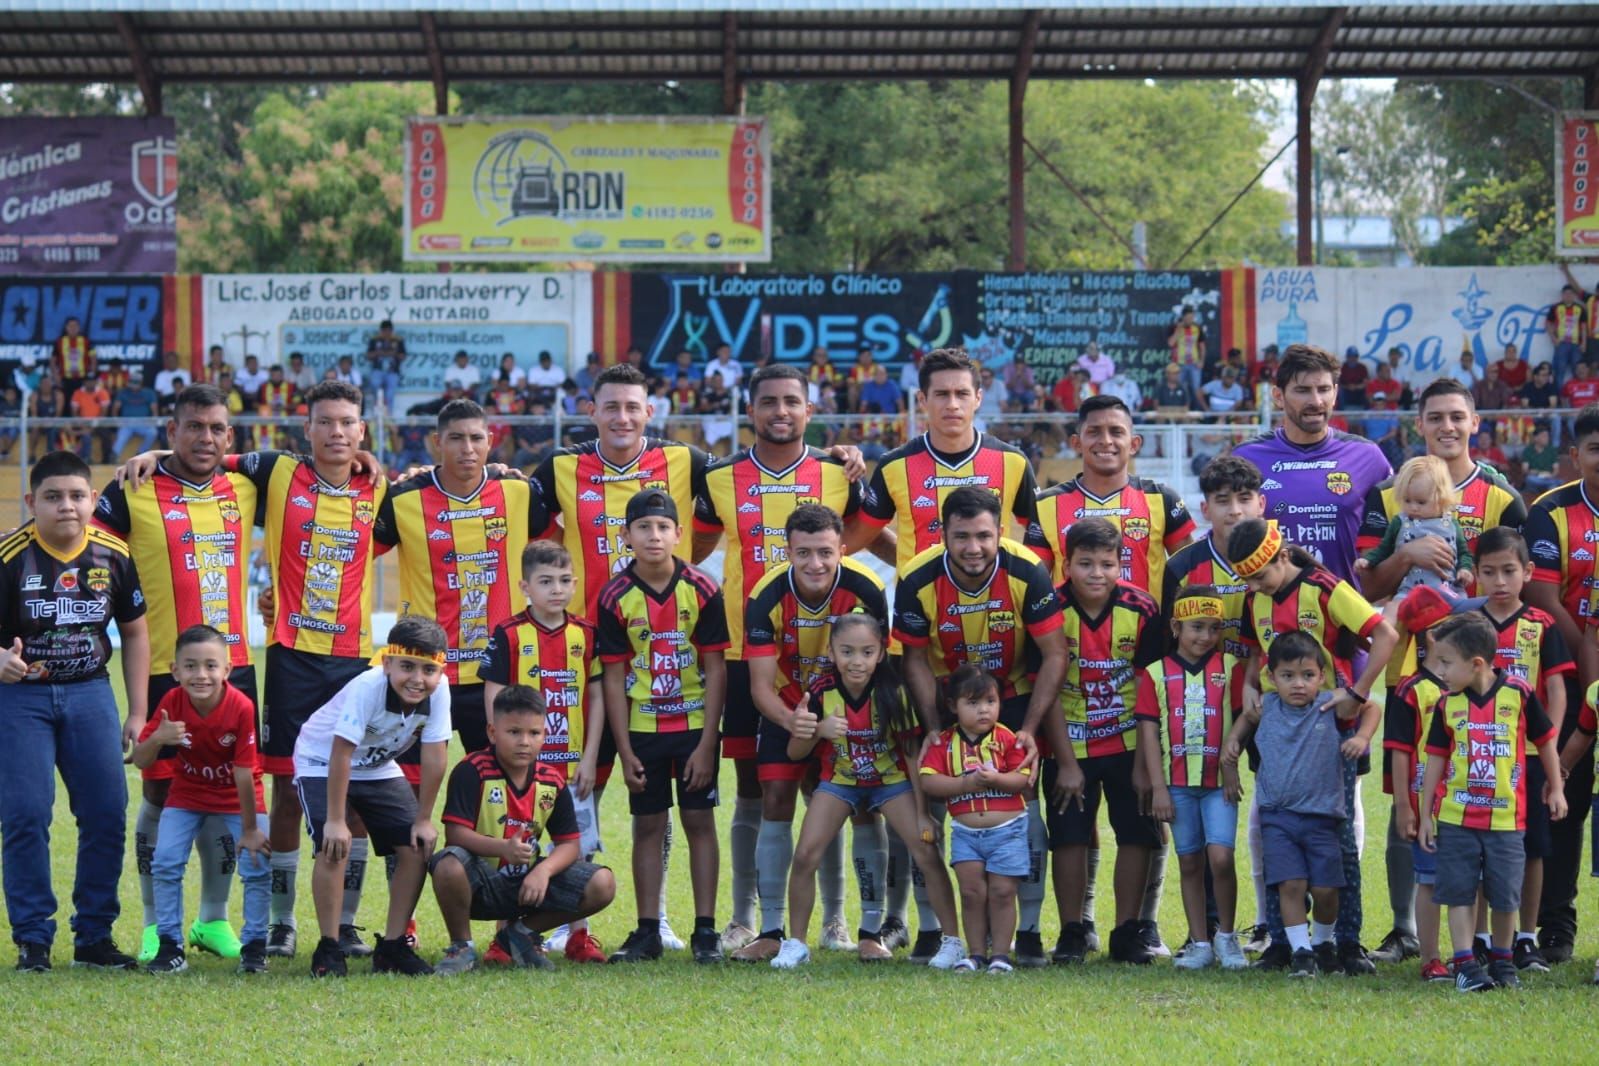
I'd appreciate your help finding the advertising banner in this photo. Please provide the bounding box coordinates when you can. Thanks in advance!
[405,115,771,264]
[199,273,591,408]
[1557,112,1599,255]
[0,117,177,274]
[0,276,165,389]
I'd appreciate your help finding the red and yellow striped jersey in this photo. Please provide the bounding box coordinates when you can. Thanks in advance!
[1163,534,1250,659]
[1357,461,1526,560]
[1478,603,1573,698]
[1550,302,1587,344]
[891,539,1062,700]
[1035,475,1194,595]
[480,610,599,775]
[1059,581,1163,759]
[229,451,385,659]
[1239,565,1381,692]
[919,723,1030,816]
[533,438,708,616]
[94,464,258,672]
[372,472,545,685]
[1170,323,1203,363]
[1525,480,1599,628]
[859,432,1044,572]
[1424,674,1553,831]
[259,381,296,414]
[807,674,912,787]
[694,446,860,658]
[1383,668,1444,807]
[596,560,729,733]
[1134,651,1240,788]
[53,334,93,378]
[743,557,887,705]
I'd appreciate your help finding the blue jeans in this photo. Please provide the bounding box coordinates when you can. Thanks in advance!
[110,425,157,460]
[371,369,401,413]
[1554,340,1584,386]
[1179,362,1202,398]
[0,679,128,947]
[152,808,270,945]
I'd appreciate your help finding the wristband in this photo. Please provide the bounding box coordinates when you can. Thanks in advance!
[1344,685,1368,704]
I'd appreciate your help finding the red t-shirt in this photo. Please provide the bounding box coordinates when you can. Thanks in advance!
[1497,359,1529,391]
[1366,378,1403,406]
[1563,378,1599,408]
[139,683,264,814]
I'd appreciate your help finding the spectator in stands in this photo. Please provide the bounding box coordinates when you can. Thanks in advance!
[669,373,698,424]
[1099,364,1143,413]
[1474,428,1509,474]
[496,352,527,389]
[214,370,245,416]
[1199,363,1246,415]
[109,367,159,460]
[203,345,228,385]
[574,352,602,397]
[1366,396,1405,468]
[27,371,63,455]
[1471,359,1513,419]
[899,351,922,399]
[364,320,406,413]
[286,351,316,393]
[527,350,566,407]
[1562,360,1599,442]
[705,343,743,395]
[973,366,1006,432]
[669,350,699,387]
[1448,348,1482,388]
[52,315,99,400]
[860,363,905,416]
[1547,284,1588,384]
[69,372,113,461]
[1337,346,1369,409]
[1153,361,1196,411]
[1166,306,1205,396]
[808,347,840,390]
[486,374,523,419]
[1075,341,1115,384]
[1254,343,1280,386]
[698,366,734,451]
[1520,361,1559,417]
[0,384,17,459]
[842,347,876,411]
[1520,423,1561,495]
[443,350,480,394]
[334,354,363,391]
[152,350,190,415]
[1366,360,1404,412]
[647,378,672,437]
[235,354,268,398]
[1495,342,1529,392]
[1004,358,1038,411]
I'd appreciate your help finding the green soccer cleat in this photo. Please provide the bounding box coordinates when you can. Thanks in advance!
[189,919,242,959]
[138,924,160,965]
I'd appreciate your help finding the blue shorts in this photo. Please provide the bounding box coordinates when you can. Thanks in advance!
[1169,786,1238,856]
[949,813,1030,877]
[1259,808,1345,890]
[813,777,913,813]
[1411,839,1437,886]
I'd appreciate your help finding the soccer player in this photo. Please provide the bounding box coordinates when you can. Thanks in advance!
[1233,344,1392,584]
[1163,455,1265,661]
[597,489,729,965]
[0,451,149,973]
[692,363,878,955]
[894,486,1067,967]
[1035,394,1195,595]
[732,503,888,962]
[96,382,261,963]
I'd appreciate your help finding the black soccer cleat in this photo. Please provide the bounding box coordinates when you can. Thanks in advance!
[1052,922,1088,965]
[266,923,297,959]
[1013,930,1048,969]
[146,937,188,975]
[15,943,50,973]
[310,936,346,978]
[607,927,664,964]
[72,939,137,971]
[371,934,433,976]
[338,923,374,958]
[690,927,725,964]
[238,938,269,975]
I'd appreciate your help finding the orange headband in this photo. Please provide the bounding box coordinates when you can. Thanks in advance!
[371,644,448,666]
[1173,595,1225,621]
[1231,520,1284,578]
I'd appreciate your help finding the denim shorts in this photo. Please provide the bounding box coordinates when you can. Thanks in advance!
[949,812,1030,877]
[1169,786,1238,856]
[1434,822,1522,911]
[1411,839,1437,885]
[813,777,913,813]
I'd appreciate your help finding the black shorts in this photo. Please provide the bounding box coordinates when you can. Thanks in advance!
[428,846,606,923]
[999,693,1031,733]
[757,716,815,783]
[397,682,488,783]
[143,665,259,783]
[721,660,758,760]
[1042,751,1160,850]
[262,645,368,777]
[628,729,719,816]
[296,775,418,856]
[1524,758,1552,860]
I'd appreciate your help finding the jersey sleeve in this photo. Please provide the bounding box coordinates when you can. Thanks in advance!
[1356,482,1391,554]
[1524,690,1556,749]
[1133,605,1164,668]
[1327,580,1382,640]
[1423,702,1453,756]
[544,786,580,843]
[226,450,285,492]
[859,579,890,632]
[371,492,400,550]
[689,446,711,500]
[1362,518,1402,566]
[1011,460,1042,530]
[692,486,723,533]
[1498,486,1528,533]
[692,589,730,653]
[841,477,862,519]
[441,761,482,829]
[742,582,781,658]
[891,577,932,647]
[1383,685,1418,753]
[918,734,949,776]
[596,596,631,663]
[1579,684,1598,735]
[1133,668,1161,723]
[112,551,146,625]
[1003,731,1032,778]
[1019,561,1062,636]
[1524,506,1563,585]
[93,478,131,536]
[1159,485,1195,547]
[1542,622,1576,679]
[479,625,513,686]
[859,464,895,527]
[532,455,561,516]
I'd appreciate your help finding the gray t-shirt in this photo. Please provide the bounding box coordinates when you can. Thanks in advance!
[1255,690,1346,819]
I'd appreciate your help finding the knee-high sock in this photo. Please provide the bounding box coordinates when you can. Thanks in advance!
[886,831,910,923]
[1386,817,1417,936]
[136,800,162,927]
[1083,847,1100,927]
[853,818,888,936]
[1019,799,1047,934]
[1141,845,1167,924]
[755,818,794,935]
[1249,791,1269,929]
[341,837,368,927]
[819,829,847,927]
[730,796,761,931]
[196,814,238,924]
[659,816,674,919]
[911,804,943,932]
[269,850,299,928]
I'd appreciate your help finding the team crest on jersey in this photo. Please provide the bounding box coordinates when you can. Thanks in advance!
[354,500,375,526]
[54,568,79,593]
[989,611,1016,634]
[679,607,693,624]
[484,516,508,542]
[1117,634,1137,657]
[645,479,669,493]
[797,496,820,507]
[1326,472,1352,496]
[85,567,111,594]
[1298,610,1321,630]
[1210,672,1227,688]
[1122,517,1151,542]
[538,790,557,812]
[219,500,242,525]
[219,732,236,747]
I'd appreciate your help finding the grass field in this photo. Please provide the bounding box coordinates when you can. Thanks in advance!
[5,658,1599,1064]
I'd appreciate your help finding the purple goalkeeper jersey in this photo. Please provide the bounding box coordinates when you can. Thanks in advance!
[1232,428,1391,587]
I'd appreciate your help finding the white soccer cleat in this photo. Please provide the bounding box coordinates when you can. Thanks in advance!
[1214,932,1247,971]
[1174,941,1215,970]
[820,917,856,952]
[771,938,811,970]
[927,935,966,971]
[543,924,571,953]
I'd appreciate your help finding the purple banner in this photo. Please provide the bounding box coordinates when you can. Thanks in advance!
[0,117,177,275]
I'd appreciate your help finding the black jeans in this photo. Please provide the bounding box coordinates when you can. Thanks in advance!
[1539,675,1593,943]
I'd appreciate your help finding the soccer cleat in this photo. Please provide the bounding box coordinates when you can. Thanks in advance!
[310,936,346,978]
[1288,948,1318,978]
[1488,958,1521,989]
[927,935,966,971]
[1370,927,1420,964]
[875,916,910,952]
[1454,961,1495,992]
[494,924,546,969]
[1241,924,1271,955]
[146,937,188,975]
[1082,920,1101,954]
[188,919,241,959]
[1313,942,1341,975]
[731,933,782,963]
[657,918,686,951]
[372,934,433,976]
[1420,958,1451,982]
[1138,920,1171,958]
[15,943,50,973]
[434,941,478,976]
[690,927,725,964]
[1540,930,1575,965]
[820,917,856,952]
[138,924,160,965]
[719,921,756,954]
[987,955,1015,973]
[1472,939,1492,968]
[266,924,297,959]
[238,939,268,975]
[907,930,945,964]
[338,924,373,958]
[1214,932,1247,971]
[857,935,893,963]
[1514,938,1550,973]
[952,956,980,973]
[71,939,138,971]
[563,929,607,964]
[1338,940,1376,976]
[1174,941,1215,970]
[1052,922,1088,965]
[607,928,664,964]
[543,924,571,953]
[1108,920,1154,965]
[1013,930,1048,969]
[481,940,514,967]
[770,938,811,970]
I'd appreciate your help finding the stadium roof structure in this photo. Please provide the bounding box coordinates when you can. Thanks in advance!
[4,0,1596,265]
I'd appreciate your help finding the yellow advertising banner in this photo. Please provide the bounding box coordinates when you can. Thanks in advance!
[405,115,771,263]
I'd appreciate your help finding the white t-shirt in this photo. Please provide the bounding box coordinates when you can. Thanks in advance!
[235,366,268,394]
[444,363,480,391]
[154,368,191,397]
[705,359,743,390]
[526,363,566,389]
[293,667,452,782]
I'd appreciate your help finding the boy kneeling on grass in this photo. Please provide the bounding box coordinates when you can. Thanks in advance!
[430,685,616,974]
[292,615,452,978]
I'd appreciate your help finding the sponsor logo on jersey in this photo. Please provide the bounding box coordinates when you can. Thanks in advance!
[939,621,959,633]
[54,568,79,593]
[914,495,936,508]
[1576,548,1595,562]
[22,574,43,590]
[1260,478,1283,491]
[1298,610,1322,630]
[738,501,760,514]
[291,494,313,509]
[164,508,187,521]
[580,489,603,503]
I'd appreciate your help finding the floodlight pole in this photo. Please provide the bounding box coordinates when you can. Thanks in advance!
[1295,6,1346,266]
[1008,10,1042,271]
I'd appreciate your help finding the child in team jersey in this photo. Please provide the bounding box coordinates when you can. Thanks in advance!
[133,625,270,975]
[1137,586,1245,971]
[770,614,962,971]
[1356,455,1473,609]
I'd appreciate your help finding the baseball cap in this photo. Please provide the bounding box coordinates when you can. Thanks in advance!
[1396,585,1471,633]
[626,487,678,526]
